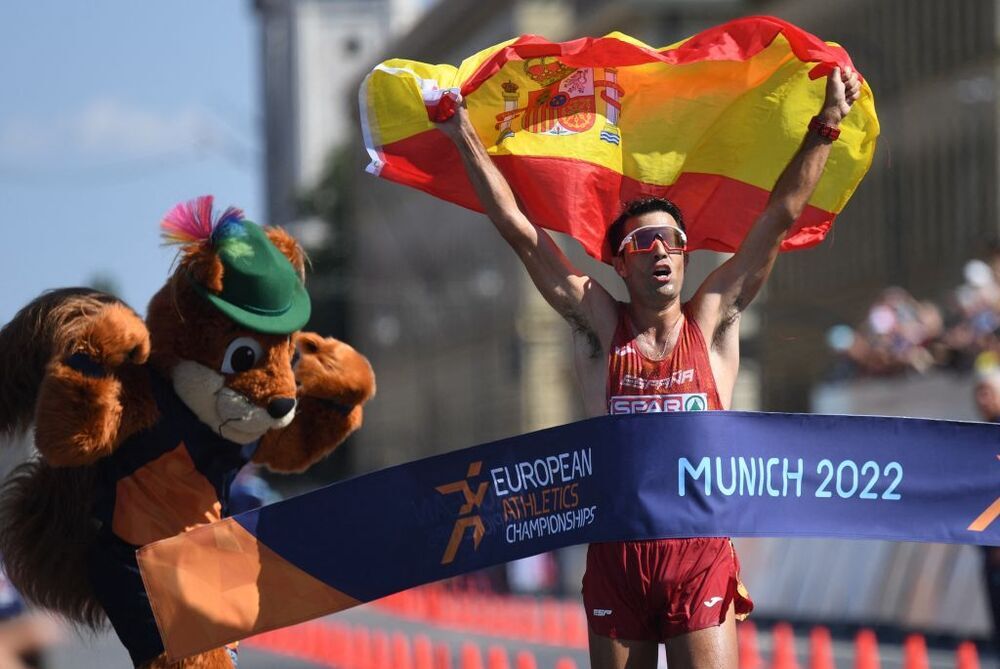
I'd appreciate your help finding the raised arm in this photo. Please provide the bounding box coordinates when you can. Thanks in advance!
[437,98,616,347]
[691,67,862,345]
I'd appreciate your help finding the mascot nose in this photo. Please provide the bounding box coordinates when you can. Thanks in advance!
[267,397,297,419]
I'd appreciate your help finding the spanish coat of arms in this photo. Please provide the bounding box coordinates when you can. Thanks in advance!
[495,57,625,145]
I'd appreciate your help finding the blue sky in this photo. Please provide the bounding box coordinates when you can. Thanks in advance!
[0,1,261,324]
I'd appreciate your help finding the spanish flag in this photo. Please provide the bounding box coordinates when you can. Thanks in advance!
[360,16,879,260]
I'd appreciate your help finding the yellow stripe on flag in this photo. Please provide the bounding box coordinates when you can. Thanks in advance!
[361,18,880,259]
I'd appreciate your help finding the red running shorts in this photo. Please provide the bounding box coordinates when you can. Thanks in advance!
[582,537,753,641]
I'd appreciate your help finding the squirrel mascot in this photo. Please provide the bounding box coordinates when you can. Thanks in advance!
[0,196,376,668]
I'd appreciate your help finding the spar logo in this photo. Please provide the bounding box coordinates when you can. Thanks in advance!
[436,461,489,564]
[685,396,707,411]
[609,393,708,414]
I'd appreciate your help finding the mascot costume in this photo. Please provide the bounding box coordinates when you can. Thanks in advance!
[0,196,376,668]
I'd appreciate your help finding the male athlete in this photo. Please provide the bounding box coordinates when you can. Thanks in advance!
[438,66,861,669]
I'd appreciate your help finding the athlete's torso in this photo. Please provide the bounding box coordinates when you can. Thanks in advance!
[605,302,722,415]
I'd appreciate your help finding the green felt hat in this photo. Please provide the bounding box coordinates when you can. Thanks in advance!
[191,220,311,334]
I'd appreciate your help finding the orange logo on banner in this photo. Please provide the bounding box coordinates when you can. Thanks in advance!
[436,461,489,564]
[967,454,1000,533]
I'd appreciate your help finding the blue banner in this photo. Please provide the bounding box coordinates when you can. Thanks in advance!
[138,412,1000,660]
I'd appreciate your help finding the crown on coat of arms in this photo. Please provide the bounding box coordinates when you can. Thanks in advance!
[524,58,575,86]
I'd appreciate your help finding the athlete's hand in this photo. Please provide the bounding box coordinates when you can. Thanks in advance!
[820,66,861,125]
[435,91,472,141]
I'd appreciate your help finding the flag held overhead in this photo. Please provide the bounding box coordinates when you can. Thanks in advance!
[360,16,879,261]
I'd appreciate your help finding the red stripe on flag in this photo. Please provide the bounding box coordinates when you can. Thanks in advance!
[460,16,856,97]
[377,130,835,262]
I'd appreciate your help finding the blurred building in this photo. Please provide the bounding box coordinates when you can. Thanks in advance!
[756,0,999,409]
[255,0,995,640]
[255,0,423,233]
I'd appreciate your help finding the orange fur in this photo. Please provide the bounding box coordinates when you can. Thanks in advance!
[0,224,375,667]
[0,288,120,436]
[0,290,157,628]
[35,367,124,465]
[75,303,150,366]
[294,333,376,406]
[265,227,307,279]
[33,303,157,465]
[219,335,297,405]
[255,400,365,473]
[254,333,375,472]
[141,648,234,669]
[176,244,224,294]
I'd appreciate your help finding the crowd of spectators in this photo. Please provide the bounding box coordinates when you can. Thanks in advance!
[828,247,1000,378]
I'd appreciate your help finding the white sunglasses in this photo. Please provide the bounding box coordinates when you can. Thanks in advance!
[617,225,687,255]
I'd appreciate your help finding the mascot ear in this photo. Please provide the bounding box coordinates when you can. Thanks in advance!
[177,246,225,293]
[160,195,234,294]
[265,227,307,280]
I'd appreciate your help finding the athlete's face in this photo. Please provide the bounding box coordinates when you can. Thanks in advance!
[613,211,686,304]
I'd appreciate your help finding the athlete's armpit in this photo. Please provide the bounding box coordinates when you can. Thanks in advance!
[567,309,603,359]
[712,303,742,350]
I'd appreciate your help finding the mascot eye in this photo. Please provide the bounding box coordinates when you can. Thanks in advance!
[221,337,264,374]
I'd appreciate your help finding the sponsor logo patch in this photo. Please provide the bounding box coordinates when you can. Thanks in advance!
[609,393,708,414]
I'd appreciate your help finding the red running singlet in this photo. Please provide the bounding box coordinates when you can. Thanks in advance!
[606,303,722,414]
[582,303,753,641]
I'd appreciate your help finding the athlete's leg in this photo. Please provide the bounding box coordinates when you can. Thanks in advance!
[588,630,659,669]
[663,603,738,669]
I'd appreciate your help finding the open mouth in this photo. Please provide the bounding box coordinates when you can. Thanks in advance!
[653,268,672,281]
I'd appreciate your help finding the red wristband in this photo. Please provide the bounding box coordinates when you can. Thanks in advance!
[809,116,841,141]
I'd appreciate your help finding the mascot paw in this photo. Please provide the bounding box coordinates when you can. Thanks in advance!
[254,333,374,473]
[294,332,375,407]
[76,303,150,368]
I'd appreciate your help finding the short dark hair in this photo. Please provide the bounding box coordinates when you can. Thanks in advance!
[606,197,686,255]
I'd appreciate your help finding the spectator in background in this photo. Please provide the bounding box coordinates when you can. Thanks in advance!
[828,287,941,376]
[0,562,59,668]
[829,254,1000,378]
[972,367,1000,651]
[0,437,60,668]
[941,261,1000,367]
[985,240,1000,287]
[506,553,560,596]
